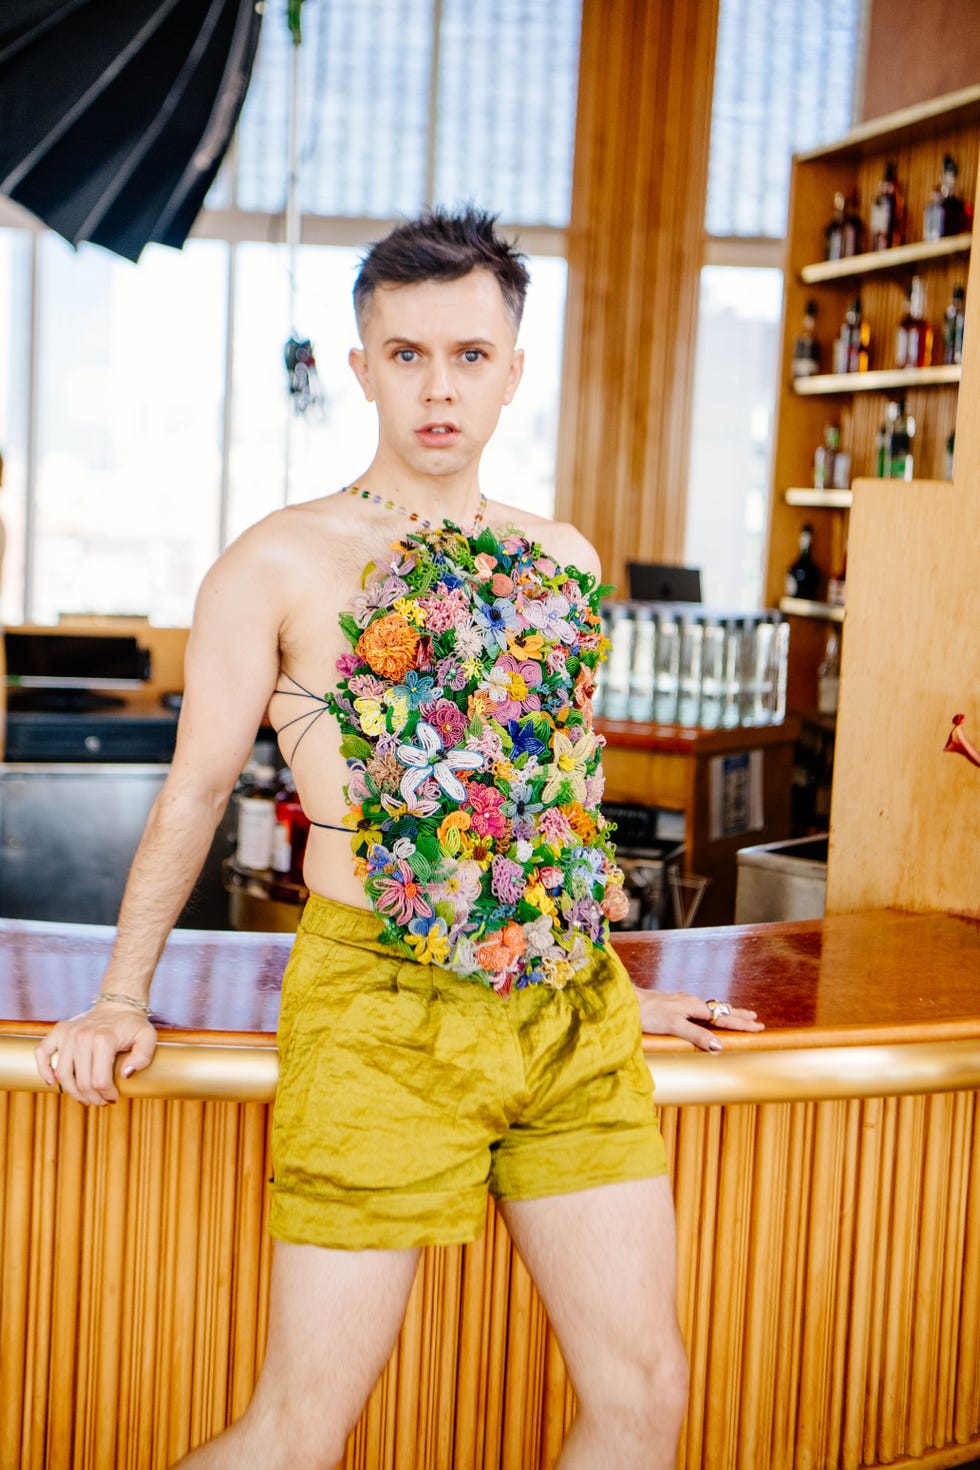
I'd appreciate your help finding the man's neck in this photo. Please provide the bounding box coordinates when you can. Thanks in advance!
[353,459,485,529]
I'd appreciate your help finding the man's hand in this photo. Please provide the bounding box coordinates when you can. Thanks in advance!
[635,989,764,1051]
[34,1003,157,1105]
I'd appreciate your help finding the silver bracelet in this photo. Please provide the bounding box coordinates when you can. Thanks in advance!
[91,991,151,1016]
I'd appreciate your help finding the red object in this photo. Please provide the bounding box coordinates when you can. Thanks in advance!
[276,793,311,876]
[943,713,980,769]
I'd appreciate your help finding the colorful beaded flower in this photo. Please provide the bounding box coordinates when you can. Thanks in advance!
[326,522,628,994]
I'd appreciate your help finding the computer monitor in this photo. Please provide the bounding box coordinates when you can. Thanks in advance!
[626,562,702,602]
[4,631,150,690]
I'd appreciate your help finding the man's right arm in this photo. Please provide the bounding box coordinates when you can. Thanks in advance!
[34,525,288,1104]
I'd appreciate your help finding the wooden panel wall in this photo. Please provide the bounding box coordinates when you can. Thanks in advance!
[554,0,719,594]
[3,1087,979,1469]
[825,164,980,915]
[863,0,980,123]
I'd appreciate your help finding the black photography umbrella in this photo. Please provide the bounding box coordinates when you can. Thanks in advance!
[0,0,264,261]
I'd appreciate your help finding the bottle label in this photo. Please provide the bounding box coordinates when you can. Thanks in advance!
[236,795,277,870]
[818,675,840,716]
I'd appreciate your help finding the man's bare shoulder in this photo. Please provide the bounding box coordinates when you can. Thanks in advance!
[486,500,602,579]
[210,493,375,582]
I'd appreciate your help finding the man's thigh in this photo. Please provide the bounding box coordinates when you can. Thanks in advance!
[498,1175,684,1397]
[250,1240,420,1428]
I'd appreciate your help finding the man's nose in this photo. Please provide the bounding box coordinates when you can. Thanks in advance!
[423,358,455,401]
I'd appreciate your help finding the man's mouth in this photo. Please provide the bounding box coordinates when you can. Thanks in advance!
[417,423,460,445]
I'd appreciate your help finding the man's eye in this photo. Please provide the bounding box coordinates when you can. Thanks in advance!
[395,349,417,363]
[462,349,484,363]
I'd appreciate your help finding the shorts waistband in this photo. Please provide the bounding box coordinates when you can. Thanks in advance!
[299,892,393,954]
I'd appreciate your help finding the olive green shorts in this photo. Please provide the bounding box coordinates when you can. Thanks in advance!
[269,894,666,1251]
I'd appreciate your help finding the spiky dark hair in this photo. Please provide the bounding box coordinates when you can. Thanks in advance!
[353,207,530,332]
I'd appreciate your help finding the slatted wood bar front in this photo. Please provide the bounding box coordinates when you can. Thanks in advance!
[1,913,979,1470]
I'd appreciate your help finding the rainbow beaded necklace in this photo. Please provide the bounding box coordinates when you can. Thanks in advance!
[341,483,487,534]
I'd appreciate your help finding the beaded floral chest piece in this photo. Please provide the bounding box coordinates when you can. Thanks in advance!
[325,521,627,994]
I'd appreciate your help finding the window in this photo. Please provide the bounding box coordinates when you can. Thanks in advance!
[32,237,227,625]
[0,231,31,623]
[686,0,864,609]
[233,0,581,224]
[0,0,582,626]
[685,268,783,608]
[706,0,864,238]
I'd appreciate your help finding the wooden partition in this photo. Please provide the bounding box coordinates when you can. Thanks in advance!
[4,911,980,1468]
[826,163,980,915]
[3,1082,979,1470]
[555,0,719,592]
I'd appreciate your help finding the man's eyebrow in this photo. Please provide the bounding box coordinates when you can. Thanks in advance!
[380,337,496,350]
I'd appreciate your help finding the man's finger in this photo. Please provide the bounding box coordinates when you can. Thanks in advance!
[121,1028,157,1079]
[34,1037,59,1087]
[88,1032,122,1102]
[677,1018,724,1053]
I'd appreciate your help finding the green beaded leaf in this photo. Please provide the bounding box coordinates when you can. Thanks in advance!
[415,830,442,865]
[339,613,361,649]
[340,734,373,761]
[407,850,433,881]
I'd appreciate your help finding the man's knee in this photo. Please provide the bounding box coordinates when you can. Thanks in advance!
[583,1331,689,1445]
[240,1383,353,1470]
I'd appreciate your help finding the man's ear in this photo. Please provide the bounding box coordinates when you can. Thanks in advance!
[349,346,374,402]
[502,347,525,406]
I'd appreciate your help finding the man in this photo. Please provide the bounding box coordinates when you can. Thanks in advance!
[35,209,761,1469]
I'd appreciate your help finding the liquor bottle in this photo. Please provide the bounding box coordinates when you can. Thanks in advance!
[791,299,821,378]
[898,277,933,368]
[834,297,869,373]
[827,546,847,607]
[817,632,841,716]
[824,191,864,260]
[785,524,821,600]
[923,155,967,241]
[943,285,966,365]
[869,160,903,250]
[276,775,311,880]
[813,425,839,490]
[881,398,915,481]
[235,763,278,871]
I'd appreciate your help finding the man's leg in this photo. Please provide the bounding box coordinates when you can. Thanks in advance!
[499,1175,688,1470]
[176,1239,420,1470]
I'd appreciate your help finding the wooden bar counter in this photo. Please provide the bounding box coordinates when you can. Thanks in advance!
[1,911,979,1470]
[596,716,801,926]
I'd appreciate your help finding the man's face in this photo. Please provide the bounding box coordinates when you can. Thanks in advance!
[349,269,524,481]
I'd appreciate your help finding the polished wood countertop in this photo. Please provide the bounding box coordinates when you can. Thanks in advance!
[1,909,978,1103]
[595,715,801,755]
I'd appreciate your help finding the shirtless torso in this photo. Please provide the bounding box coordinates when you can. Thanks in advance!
[258,493,598,909]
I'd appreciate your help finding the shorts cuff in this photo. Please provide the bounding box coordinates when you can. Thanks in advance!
[491,1122,668,1203]
[268,1182,489,1252]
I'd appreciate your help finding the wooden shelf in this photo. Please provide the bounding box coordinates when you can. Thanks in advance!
[792,364,961,395]
[785,487,854,508]
[800,233,971,284]
[768,89,975,715]
[780,597,845,623]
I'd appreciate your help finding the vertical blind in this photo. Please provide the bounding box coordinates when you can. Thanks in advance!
[706,0,861,236]
[232,0,582,224]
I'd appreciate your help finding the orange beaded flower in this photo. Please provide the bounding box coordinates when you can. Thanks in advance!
[356,612,420,681]
[474,922,527,976]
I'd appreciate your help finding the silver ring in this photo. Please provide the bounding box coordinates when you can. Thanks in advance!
[706,999,731,1023]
